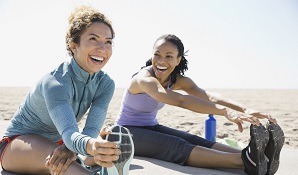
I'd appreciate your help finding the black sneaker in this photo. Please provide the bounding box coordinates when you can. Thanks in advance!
[241,124,269,175]
[265,122,284,175]
[105,125,134,175]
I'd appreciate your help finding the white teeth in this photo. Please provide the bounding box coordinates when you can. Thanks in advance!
[157,65,167,70]
[90,56,104,61]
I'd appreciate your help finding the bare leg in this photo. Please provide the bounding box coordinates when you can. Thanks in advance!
[211,142,242,153]
[186,144,243,169]
[2,135,90,175]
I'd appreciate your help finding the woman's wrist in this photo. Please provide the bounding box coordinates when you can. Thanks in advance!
[215,104,228,116]
[86,138,95,156]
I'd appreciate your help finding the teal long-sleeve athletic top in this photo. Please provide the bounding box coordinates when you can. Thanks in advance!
[5,58,115,156]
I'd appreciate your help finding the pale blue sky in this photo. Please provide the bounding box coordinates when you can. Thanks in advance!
[0,0,297,89]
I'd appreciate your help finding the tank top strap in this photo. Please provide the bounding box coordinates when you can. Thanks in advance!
[145,67,155,77]
[166,75,174,90]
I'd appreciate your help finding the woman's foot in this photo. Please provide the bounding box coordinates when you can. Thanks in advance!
[265,122,284,175]
[241,124,269,175]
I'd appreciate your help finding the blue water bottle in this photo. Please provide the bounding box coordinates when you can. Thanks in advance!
[205,114,216,141]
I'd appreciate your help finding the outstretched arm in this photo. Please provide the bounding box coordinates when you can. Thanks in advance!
[177,76,276,124]
[131,73,259,132]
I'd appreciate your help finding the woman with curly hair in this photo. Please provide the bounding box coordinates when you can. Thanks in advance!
[106,34,283,175]
[0,6,122,175]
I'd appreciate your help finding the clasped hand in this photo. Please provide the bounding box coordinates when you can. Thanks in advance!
[45,144,77,175]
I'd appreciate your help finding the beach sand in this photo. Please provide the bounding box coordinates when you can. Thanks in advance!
[0,87,298,174]
[2,87,296,148]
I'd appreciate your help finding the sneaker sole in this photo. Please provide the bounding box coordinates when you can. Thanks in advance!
[106,125,134,175]
[266,123,284,175]
[251,125,269,175]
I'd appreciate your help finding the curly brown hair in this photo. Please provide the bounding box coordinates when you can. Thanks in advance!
[66,6,115,56]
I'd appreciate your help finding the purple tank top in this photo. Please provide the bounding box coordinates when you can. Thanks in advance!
[116,68,171,126]
[115,89,165,126]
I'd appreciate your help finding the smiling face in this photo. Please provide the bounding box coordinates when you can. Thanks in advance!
[70,22,113,75]
[151,39,181,83]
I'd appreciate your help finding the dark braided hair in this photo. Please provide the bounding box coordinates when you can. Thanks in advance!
[143,34,188,86]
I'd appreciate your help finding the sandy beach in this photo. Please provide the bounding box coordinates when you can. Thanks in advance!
[0,87,298,174]
[1,87,297,148]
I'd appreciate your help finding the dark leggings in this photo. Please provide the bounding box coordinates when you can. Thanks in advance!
[124,124,216,165]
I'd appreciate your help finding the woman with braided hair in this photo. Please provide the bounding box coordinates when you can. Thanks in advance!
[108,34,283,175]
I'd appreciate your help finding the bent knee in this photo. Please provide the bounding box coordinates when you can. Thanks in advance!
[2,135,57,172]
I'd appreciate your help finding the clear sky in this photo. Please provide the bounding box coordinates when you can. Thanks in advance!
[0,0,297,89]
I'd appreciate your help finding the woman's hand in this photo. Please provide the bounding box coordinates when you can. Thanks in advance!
[224,108,261,132]
[245,108,277,124]
[87,138,121,168]
[45,144,77,175]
